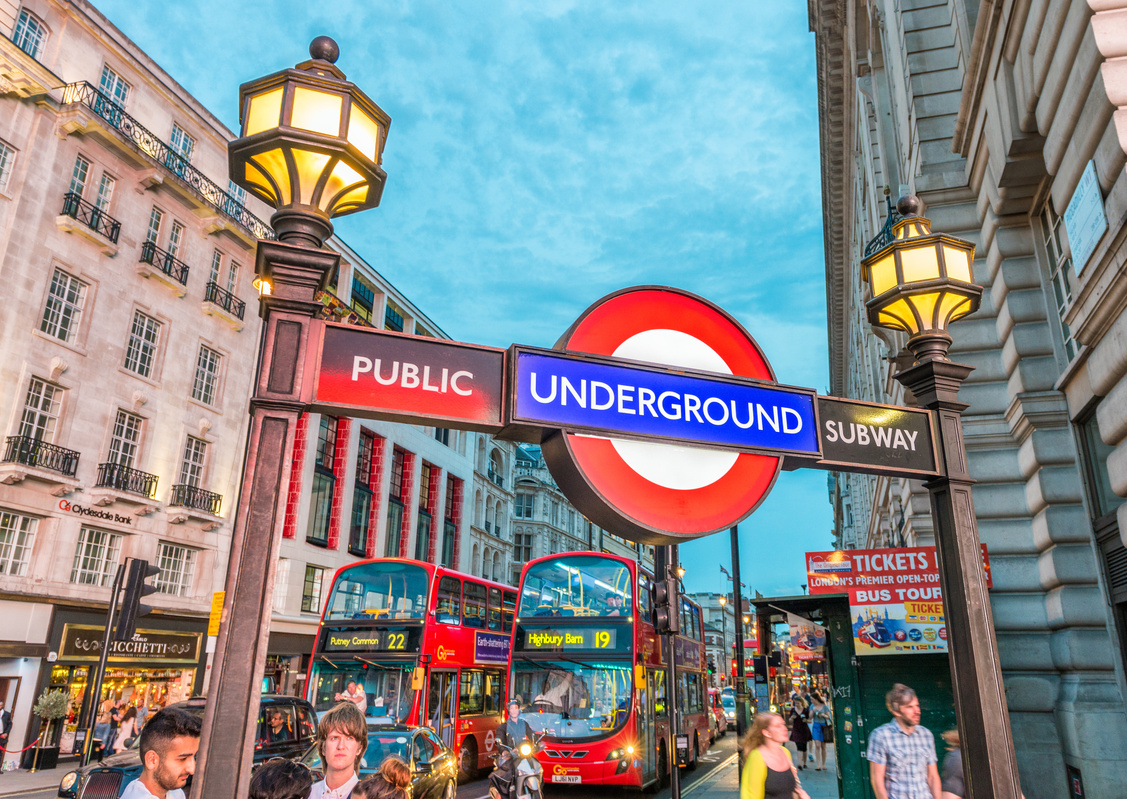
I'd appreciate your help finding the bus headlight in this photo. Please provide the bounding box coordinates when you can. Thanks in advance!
[519,743,533,757]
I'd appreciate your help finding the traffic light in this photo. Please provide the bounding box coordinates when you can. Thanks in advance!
[651,574,680,635]
[707,659,716,675]
[113,558,160,642]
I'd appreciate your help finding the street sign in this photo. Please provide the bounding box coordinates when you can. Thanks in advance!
[311,323,506,432]
[785,396,938,479]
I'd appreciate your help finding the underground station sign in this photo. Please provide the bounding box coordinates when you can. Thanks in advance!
[306,286,938,543]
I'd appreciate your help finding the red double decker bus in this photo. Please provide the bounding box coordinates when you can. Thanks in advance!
[510,552,710,790]
[307,558,517,777]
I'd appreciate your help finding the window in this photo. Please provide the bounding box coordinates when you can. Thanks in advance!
[145,207,163,243]
[487,586,503,631]
[514,494,533,519]
[98,65,129,107]
[502,590,517,631]
[302,565,325,613]
[71,527,122,586]
[0,140,15,195]
[169,123,195,161]
[19,379,61,442]
[1040,203,1077,362]
[434,427,450,446]
[514,531,532,564]
[179,437,207,488]
[463,581,486,628]
[209,250,222,284]
[225,262,239,296]
[0,511,37,576]
[349,432,376,557]
[108,410,143,467]
[225,181,247,217]
[192,345,222,405]
[442,475,459,569]
[436,576,461,624]
[69,156,90,197]
[41,268,87,342]
[13,9,47,58]
[384,448,406,557]
[94,173,114,211]
[123,311,162,377]
[351,275,375,322]
[384,300,404,332]
[167,221,185,259]
[155,542,196,596]
[458,669,484,716]
[307,417,337,546]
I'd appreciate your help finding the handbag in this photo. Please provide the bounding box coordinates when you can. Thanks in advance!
[823,723,834,744]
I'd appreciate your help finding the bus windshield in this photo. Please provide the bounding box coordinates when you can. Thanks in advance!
[511,660,631,739]
[325,561,430,621]
[310,662,415,719]
[518,556,632,618]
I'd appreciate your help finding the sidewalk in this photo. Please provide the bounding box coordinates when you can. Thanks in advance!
[685,752,840,799]
[0,764,67,797]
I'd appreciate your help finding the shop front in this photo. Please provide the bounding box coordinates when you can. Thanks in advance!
[265,632,315,697]
[44,611,205,755]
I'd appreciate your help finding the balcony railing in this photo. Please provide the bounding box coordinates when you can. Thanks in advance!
[61,192,120,243]
[96,462,159,498]
[61,82,274,241]
[169,484,222,515]
[487,469,504,488]
[2,436,80,477]
[204,281,246,320]
[139,240,190,285]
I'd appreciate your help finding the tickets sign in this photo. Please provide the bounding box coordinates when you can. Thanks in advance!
[806,547,991,656]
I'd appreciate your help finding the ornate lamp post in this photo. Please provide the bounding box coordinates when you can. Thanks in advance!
[861,195,1021,799]
[192,37,390,799]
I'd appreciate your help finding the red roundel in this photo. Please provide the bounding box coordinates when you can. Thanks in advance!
[540,286,781,544]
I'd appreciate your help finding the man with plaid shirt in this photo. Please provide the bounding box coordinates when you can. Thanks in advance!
[867,684,941,799]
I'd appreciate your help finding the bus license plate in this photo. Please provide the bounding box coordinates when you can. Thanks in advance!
[552,775,582,783]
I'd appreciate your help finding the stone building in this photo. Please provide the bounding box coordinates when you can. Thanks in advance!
[810,0,1127,794]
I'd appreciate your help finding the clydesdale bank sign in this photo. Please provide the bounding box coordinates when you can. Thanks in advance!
[307,286,940,544]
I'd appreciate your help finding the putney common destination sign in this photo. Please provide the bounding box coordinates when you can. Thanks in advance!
[304,286,938,543]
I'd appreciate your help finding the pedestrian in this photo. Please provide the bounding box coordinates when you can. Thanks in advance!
[248,758,313,799]
[939,729,962,799]
[0,700,11,754]
[94,697,115,758]
[867,684,941,799]
[788,698,812,769]
[309,702,368,799]
[739,712,810,799]
[114,706,138,753]
[119,707,200,799]
[808,691,832,771]
[353,757,411,799]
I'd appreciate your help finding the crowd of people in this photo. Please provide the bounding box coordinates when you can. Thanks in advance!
[94,698,163,755]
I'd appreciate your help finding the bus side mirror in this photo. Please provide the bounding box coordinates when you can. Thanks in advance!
[412,666,425,691]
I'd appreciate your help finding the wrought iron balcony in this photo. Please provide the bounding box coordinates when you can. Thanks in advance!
[60,192,120,243]
[61,82,274,241]
[204,281,246,320]
[96,462,159,497]
[2,436,80,477]
[169,484,222,515]
[487,469,504,488]
[139,240,190,285]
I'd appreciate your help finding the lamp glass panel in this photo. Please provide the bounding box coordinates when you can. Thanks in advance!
[243,160,278,206]
[322,159,365,212]
[346,106,382,161]
[899,244,941,284]
[244,87,284,136]
[907,290,940,332]
[291,87,344,137]
[943,245,973,282]
[879,297,918,334]
[869,255,898,296]
[250,148,293,207]
[290,149,332,205]
[939,293,973,324]
[877,310,910,332]
[332,184,369,214]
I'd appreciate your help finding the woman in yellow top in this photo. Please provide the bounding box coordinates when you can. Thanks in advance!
[740,713,811,799]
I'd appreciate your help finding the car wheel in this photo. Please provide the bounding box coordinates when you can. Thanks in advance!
[458,737,479,781]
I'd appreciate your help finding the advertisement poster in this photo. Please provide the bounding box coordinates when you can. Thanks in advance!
[805,546,991,656]
[787,612,826,661]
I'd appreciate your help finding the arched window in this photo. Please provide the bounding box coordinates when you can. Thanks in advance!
[485,500,495,532]
[495,501,505,533]
[14,9,48,59]
[492,551,502,581]
[474,489,483,527]
[471,543,480,576]
[476,437,486,472]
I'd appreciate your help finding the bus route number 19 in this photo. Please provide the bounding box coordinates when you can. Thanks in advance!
[594,630,612,648]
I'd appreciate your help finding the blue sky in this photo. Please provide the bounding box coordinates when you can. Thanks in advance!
[93,0,835,597]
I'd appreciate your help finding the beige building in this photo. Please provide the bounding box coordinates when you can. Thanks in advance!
[812,0,1127,795]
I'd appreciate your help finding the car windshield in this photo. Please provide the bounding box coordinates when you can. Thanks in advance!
[310,663,415,718]
[511,659,631,740]
[721,696,736,710]
[302,728,411,773]
[325,561,431,621]
[518,556,632,618]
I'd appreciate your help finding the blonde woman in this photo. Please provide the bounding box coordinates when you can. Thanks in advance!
[740,712,811,799]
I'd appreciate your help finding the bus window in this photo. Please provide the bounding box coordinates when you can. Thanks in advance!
[463,582,486,628]
[653,669,667,718]
[459,669,484,715]
[436,576,461,624]
[512,661,631,738]
[325,560,429,621]
[487,586,503,631]
[502,590,517,631]
[638,572,652,618]
[518,555,632,617]
[483,669,504,715]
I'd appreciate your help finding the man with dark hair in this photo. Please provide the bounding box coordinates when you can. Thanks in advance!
[248,758,313,799]
[867,684,941,799]
[310,702,368,799]
[120,707,200,799]
[497,701,532,749]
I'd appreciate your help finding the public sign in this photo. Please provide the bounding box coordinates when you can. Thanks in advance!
[311,324,506,432]
[208,591,225,637]
[60,624,202,664]
[805,547,991,656]
[511,347,819,456]
[799,396,938,478]
[473,631,511,664]
[1064,160,1108,275]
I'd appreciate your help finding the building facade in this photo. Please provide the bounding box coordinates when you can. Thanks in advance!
[0,0,273,764]
[811,1,1127,795]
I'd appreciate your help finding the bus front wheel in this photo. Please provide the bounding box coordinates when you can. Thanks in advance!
[458,738,479,781]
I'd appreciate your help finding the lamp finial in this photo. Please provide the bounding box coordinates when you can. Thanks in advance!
[896,194,922,218]
[309,36,339,64]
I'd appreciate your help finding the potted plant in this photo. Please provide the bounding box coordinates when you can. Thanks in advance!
[23,688,69,771]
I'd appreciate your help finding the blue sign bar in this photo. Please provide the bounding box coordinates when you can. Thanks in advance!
[512,349,820,456]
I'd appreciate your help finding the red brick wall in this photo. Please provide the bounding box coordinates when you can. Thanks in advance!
[281,415,309,539]
[326,417,351,549]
